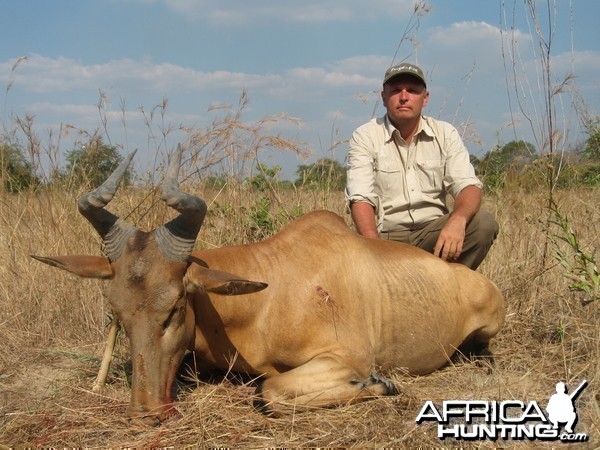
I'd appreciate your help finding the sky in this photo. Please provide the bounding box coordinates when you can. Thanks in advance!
[1,0,599,180]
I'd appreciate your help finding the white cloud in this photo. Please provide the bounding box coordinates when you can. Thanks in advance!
[429,21,502,47]
[424,21,599,100]
[553,50,600,91]
[286,67,372,88]
[426,21,510,75]
[28,102,98,115]
[328,55,390,81]
[3,54,284,95]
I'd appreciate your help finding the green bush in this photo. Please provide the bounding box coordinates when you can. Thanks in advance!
[0,142,38,193]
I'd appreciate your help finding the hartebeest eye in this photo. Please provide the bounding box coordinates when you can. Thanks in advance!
[162,304,185,331]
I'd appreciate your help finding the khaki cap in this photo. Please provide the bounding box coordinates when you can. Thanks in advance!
[383,63,426,87]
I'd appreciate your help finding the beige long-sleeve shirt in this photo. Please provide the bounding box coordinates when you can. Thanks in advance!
[345,115,482,232]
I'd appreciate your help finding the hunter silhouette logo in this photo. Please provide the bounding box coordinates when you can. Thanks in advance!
[546,380,587,434]
[416,380,589,442]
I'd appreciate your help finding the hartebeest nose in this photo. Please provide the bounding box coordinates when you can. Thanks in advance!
[129,403,179,426]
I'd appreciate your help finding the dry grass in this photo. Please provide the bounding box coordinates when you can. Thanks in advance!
[0,184,598,448]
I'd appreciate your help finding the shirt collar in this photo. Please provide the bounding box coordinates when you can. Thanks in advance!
[383,114,433,143]
[419,115,436,138]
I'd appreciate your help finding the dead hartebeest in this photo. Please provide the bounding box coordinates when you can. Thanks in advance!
[32,145,505,423]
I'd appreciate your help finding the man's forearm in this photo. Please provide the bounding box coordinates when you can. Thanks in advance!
[450,185,482,224]
[350,201,379,238]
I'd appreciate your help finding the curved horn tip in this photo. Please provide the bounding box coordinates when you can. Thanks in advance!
[123,149,138,165]
[165,145,183,182]
[107,149,137,182]
[78,149,138,211]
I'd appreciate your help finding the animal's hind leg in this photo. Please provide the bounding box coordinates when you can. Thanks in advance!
[455,336,495,370]
[254,355,397,415]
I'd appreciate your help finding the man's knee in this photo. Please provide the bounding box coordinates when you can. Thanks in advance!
[459,210,499,269]
[468,209,499,245]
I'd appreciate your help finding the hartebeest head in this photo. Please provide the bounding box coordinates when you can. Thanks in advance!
[32,145,266,424]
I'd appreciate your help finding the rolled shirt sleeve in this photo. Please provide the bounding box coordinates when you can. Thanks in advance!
[346,126,378,207]
[345,118,387,227]
[439,121,483,197]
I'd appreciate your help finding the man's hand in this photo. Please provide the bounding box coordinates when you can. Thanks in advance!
[433,185,482,262]
[434,215,466,261]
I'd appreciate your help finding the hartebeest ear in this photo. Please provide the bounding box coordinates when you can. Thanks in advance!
[208,279,269,295]
[185,265,268,296]
[31,255,114,279]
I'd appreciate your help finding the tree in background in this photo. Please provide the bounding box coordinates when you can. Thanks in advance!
[62,139,128,189]
[572,118,600,186]
[295,158,346,191]
[248,163,282,192]
[0,141,38,192]
[582,118,600,161]
[474,140,536,191]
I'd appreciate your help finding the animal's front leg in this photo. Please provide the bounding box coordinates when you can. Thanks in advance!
[254,355,398,415]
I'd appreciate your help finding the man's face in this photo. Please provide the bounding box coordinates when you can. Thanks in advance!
[381,75,429,127]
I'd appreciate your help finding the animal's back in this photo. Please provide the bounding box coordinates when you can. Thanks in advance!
[190,210,500,376]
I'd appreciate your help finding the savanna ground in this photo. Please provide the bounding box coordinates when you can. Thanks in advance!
[0,180,598,448]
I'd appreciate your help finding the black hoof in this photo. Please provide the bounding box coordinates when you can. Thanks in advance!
[370,373,399,395]
[252,381,274,415]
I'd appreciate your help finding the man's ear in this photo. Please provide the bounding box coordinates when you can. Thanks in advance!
[31,255,114,279]
[422,89,430,107]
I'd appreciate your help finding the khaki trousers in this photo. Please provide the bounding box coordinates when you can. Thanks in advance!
[380,209,499,270]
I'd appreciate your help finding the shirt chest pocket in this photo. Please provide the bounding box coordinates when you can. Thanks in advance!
[374,155,404,195]
[415,159,444,192]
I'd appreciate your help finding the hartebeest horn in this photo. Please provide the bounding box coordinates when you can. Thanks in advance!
[78,150,137,261]
[155,144,207,261]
